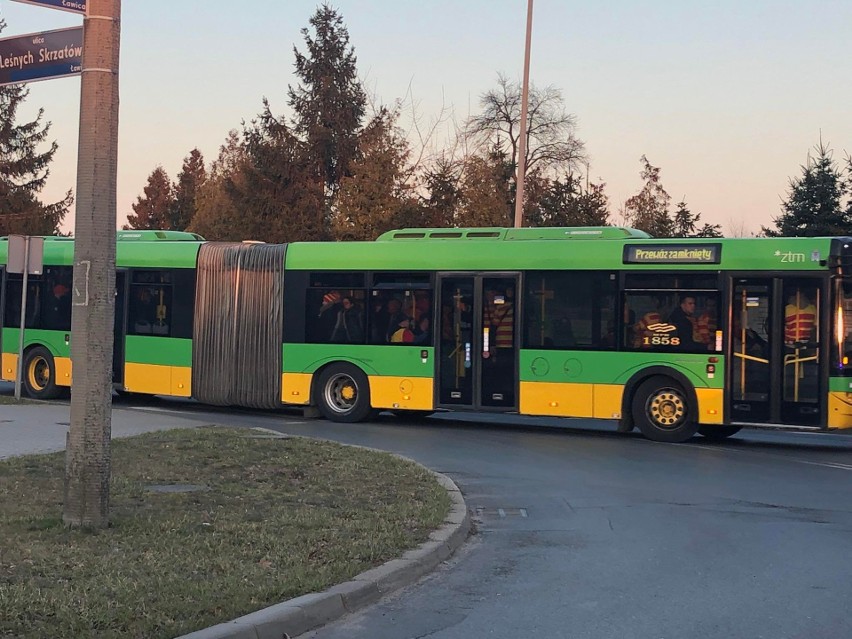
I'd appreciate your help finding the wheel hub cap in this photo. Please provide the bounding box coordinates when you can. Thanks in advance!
[649,391,685,429]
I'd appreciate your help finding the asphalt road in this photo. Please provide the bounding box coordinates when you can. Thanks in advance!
[4,385,851,639]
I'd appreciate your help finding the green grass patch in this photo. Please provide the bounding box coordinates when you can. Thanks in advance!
[0,427,452,638]
[0,395,29,405]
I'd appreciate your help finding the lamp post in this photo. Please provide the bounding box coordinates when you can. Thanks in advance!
[63,0,121,529]
[513,0,534,228]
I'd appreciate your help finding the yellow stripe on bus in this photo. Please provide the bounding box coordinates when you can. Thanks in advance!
[55,357,72,387]
[1,353,71,387]
[828,393,852,429]
[124,363,191,397]
[694,387,724,424]
[521,381,724,424]
[520,381,594,417]
[368,376,433,410]
[520,381,623,418]
[1,353,17,382]
[282,372,312,405]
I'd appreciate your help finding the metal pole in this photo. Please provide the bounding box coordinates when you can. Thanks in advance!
[14,237,30,401]
[513,0,534,228]
[63,0,121,529]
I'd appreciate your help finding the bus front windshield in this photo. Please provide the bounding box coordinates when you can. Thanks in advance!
[833,278,852,375]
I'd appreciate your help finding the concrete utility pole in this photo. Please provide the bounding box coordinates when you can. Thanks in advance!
[63,0,121,528]
[513,0,534,228]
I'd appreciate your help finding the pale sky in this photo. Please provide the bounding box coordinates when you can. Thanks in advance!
[2,0,851,236]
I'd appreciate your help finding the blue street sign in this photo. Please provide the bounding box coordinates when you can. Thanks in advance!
[9,0,86,15]
[0,27,83,87]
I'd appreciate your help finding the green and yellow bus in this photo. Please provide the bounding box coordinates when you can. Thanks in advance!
[2,226,852,443]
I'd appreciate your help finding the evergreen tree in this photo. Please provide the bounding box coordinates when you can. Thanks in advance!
[455,148,514,227]
[188,131,247,240]
[332,106,421,240]
[526,173,610,227]
[123,166,173,230]
[764,142,852,236]
[671,201,722,238]
[846,154,852,228]
[672,200,698,236]
[171,148,206,231]
[226,101,325,243]
[0,20,72,236]
[288,3,366,199]
[624,156,673,237]
[423,156,462,228]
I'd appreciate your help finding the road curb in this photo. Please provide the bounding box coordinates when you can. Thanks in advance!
[177,455,469,639]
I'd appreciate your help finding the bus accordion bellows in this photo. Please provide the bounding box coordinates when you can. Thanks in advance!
[2,227,852,443]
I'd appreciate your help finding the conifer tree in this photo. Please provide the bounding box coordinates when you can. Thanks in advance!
[332,107,420,240]
[455,148,514,227]
[764,142,851,237]
[671,200,722,238]
[423,156,462,228]
[0,20,72,236]
[123,166,173,230]
[227,102,325,243]
[171,148,206,231]
[188,131,246,240]
[624,156,674,237]
[526,173,610,227]
[288,4,366,197]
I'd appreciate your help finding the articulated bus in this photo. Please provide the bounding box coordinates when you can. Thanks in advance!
[2,227,852,443]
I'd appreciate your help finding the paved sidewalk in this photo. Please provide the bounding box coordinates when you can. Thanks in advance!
[0,400,205,460]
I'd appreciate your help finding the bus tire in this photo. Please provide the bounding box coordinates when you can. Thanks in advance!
[631,376,698,443]
[315,363,373,423]
[698,425,742,440]
[23,346,62,400]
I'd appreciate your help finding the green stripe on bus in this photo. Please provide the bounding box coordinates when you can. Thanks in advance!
[283,343,434,377]
[829,377,852,393]
[124,337,192,367]
[519,350,725,388]
[1,328,71,357]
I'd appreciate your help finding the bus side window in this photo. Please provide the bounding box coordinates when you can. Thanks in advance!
[128,271,172,337]
[524,271,616,350]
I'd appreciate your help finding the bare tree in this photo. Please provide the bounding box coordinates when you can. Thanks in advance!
[465,74,586,185]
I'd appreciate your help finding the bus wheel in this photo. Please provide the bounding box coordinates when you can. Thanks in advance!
[23,347,62,400]
[698,425,742,441]
[315,364,373,423]
[632,376,698,443]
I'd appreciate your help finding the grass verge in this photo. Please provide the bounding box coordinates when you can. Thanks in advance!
[0,426,452,639]
[0,395,28,405]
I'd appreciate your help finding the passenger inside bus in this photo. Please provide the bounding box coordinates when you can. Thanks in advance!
[695,297,718,347]
[44,281,71,330]
[330,296,364,343]
[784,291,816,346]
[666,295,705,351]
[632,294,669,348]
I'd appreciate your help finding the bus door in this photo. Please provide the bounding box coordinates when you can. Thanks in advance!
[113,270,127,384]
[436,274,519,411]
[730,278,822,426]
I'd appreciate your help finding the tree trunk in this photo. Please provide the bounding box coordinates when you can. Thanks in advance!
[63,0,121,528]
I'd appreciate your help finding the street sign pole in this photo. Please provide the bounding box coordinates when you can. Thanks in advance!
[8,235,45,400]
[14,239,31,401]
